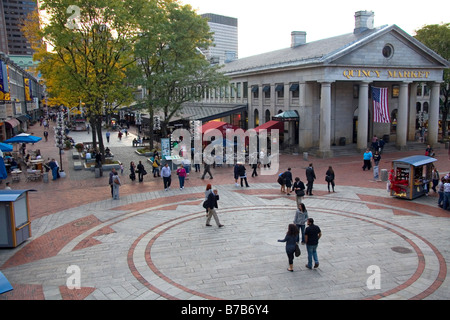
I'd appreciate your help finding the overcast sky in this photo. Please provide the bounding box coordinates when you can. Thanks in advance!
[181,0,449,58]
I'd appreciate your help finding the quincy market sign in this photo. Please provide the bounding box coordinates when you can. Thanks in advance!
[341,68,435,81]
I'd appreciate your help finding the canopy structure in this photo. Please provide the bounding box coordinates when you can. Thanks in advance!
[272,110,299,122]
[393,155,437,167]
[3,133,42,144]
[253,120,284,134]
[0,142,13,152]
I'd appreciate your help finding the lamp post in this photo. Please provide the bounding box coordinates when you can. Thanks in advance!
[54,110,65,172]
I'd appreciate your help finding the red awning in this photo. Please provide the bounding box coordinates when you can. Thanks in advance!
[201,121,239,136]
[253,120,284,133]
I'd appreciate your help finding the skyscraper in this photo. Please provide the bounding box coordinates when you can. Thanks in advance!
[201,13,238,65]
[0,0,38,56]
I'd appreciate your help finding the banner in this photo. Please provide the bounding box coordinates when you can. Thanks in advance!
[0,61,10,101]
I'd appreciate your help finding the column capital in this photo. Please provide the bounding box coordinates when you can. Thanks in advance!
[317,80,335,85]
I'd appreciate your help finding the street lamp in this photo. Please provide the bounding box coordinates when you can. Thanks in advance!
[54,110,65,172]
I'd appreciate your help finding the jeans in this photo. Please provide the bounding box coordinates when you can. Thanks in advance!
[306,244,319,268]
[443,192,450,210]
[438,191,444,206]
[297,224,306,243]
[178,176,185,189]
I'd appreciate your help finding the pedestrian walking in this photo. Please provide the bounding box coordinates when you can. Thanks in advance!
[112,171,121,200]
[49,158,59,180]
[201,161,213,180]
[284,168,293,195]
[137,160,146,182]
[325,166,335,192]
[109,168,117,197]
[305,218,322,269]
[237,163,249,187]
[305,163,316,195]
[177,164,187,190]
[292,177,305,206]
[106,130,110,143]
[161,162,172,191]
[278,224,299,272]
[152,156,160,177]
[362,148,373,171]
[43,130,48,142]
[443,178,450,210]
[251,162,258,177]
[431,166,440,193]
[294,203,308,245]
[234,163,240,186]
[205,184,223,228]
[129,161,136,181]
[438,177,445,208]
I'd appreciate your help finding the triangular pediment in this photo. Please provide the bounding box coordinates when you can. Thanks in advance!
[329,25,448,68]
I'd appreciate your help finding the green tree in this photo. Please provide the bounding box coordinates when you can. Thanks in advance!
[132,0,229,148]
[37,0,136,159]
[414,23,450,139]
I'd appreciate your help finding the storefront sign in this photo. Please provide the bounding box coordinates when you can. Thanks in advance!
[342,69,431,80]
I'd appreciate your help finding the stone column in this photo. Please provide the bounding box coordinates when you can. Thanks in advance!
[396,82,410,150]
[408,83,418,141]
[357,82,370,151]
[317,81,333,158]
[428,82,441,146]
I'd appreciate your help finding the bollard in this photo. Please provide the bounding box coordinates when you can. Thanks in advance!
[303,152,308,161]
[95,168,100,178]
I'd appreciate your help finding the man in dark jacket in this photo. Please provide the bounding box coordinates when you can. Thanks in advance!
[206,189,223,228]
[283,168,293,195]
[305,163,316,195]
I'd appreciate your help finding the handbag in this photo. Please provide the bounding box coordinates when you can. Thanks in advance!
[295,244,301,257]
[202,200,208,209]
[295,189,305,197]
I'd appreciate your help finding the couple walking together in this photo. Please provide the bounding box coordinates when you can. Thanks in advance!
[278,204,322,272]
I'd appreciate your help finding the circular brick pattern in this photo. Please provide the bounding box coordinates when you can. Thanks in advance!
[126,193,447,300]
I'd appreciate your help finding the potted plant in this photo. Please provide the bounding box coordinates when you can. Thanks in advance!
[75,143,84,152]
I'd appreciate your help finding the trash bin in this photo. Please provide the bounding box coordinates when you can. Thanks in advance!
[0,190,35,248]
[43,172,49,183]
[380,169,388,182]
[339,137,346,146]
[303,152,308,161]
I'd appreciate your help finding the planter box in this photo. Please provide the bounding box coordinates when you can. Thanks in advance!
[135,150,153,157]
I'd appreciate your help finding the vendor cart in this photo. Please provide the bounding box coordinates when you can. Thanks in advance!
[389,155,437,200]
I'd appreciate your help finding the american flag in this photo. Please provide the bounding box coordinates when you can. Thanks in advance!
[372,87,390,123]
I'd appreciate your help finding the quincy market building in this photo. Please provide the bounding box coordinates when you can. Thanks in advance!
[203,11,450,157]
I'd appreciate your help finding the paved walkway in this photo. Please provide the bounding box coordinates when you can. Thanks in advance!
[0,122,449,300]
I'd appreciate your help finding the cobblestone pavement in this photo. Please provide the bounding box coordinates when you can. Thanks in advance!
[0,122,449,302]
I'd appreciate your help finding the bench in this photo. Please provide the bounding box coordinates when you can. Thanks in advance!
[74,161,83,170]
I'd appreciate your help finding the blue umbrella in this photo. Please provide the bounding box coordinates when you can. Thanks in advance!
[0,157,7,180]
[0,142,13,152]
[4,133,42,144]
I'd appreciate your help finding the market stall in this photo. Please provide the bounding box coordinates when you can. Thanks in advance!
[389,155,437,200]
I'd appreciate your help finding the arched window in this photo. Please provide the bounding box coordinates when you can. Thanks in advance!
[265,109,271,122]
[254,109,259,127]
